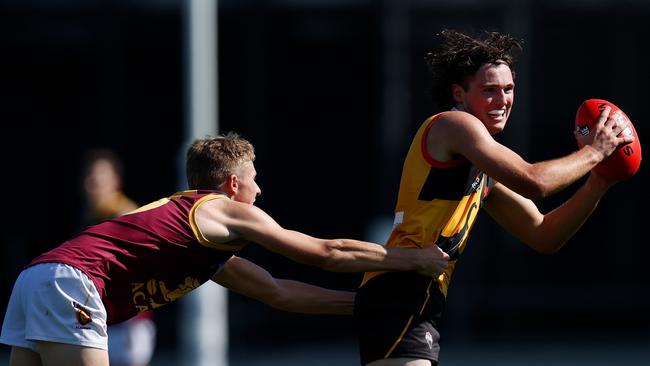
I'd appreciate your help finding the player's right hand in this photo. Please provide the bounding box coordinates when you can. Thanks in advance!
[416,244,450,278]
[576,106,634,161]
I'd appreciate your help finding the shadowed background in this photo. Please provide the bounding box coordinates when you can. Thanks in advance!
[1,0,648,365]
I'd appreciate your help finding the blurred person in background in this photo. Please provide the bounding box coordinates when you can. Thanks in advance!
[354,29,635,366]
[80,149,156,366]
[0,133,449,366]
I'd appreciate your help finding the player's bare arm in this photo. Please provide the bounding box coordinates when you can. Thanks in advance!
[428,108,632,199]
[194,198,449,276]
[212,256,355,315]
[483,172,612,254]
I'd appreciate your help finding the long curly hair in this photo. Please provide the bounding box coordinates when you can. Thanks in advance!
[424,29,523,109]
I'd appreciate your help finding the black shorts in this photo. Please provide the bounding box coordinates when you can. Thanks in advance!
[354,271,445,365]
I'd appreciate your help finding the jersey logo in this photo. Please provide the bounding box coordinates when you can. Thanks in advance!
[470,175,481,192]
[131,276,201,312]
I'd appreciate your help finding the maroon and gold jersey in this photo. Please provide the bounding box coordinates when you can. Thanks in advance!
[361,112,494,297]
[29,190,246,325]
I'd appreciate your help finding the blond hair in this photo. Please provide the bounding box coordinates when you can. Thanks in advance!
[186,132,256,190]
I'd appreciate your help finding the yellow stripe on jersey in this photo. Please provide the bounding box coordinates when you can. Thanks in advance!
[127,190,202,215]
[127,197,171,215]
[188,193,247,251]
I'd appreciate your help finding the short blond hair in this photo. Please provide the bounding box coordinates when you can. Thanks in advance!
[186,132,256,190]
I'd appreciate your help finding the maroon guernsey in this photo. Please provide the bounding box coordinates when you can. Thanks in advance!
[30,190,246,325]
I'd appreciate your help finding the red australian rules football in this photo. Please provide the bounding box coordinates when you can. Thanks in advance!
[575,99,642,181]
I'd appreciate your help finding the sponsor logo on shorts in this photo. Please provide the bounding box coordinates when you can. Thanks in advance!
[73,301,92,326]
[425,331,433,349]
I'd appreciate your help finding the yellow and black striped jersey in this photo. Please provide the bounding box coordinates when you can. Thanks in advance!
[361,112,494,297]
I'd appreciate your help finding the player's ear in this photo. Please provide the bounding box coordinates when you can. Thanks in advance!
[223,174,239,195]
[452,84,464,104]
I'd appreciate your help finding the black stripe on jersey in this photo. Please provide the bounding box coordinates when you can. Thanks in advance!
[418,163,472,201]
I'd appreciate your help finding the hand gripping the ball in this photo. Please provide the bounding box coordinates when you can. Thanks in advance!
[575,99,642,181]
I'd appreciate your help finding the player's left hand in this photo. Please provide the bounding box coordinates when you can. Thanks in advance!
[416,244,450,278]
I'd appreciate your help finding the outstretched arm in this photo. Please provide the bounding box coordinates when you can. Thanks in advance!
[212,256,354,315]
[196,199,449,277]
[429,107,632,199]
[483,172,611,253]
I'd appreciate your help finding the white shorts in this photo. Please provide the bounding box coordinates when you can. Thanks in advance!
[0,263,108,351]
